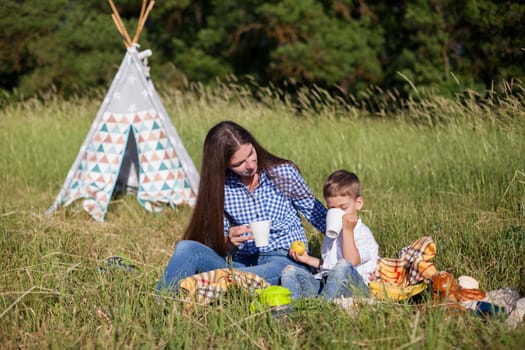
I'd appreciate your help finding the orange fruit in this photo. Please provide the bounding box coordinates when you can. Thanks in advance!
[291,241,306,255]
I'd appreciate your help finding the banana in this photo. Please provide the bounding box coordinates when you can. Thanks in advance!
[369,281,427,301]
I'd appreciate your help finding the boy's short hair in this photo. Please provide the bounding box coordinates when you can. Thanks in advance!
[323,170,361,199]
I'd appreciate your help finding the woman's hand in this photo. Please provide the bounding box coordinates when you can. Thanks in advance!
[228,224,254,247]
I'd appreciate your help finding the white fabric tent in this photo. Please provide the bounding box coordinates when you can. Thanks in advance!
[47,1,199,221]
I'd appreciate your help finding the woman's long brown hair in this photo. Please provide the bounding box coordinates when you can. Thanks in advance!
[182,121,290,256]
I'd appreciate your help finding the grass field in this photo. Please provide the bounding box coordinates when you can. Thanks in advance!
[1,82,525,349]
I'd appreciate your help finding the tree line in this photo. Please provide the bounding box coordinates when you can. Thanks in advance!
[1,0,524,103]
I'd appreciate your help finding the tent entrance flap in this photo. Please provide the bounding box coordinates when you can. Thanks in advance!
[115,129,139,197]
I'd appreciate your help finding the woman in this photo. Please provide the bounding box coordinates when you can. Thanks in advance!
[157,121,326,293]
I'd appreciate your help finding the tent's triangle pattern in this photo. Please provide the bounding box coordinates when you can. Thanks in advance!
[63,112,129,220]
[62,109,197,221]
[132,111,196,210]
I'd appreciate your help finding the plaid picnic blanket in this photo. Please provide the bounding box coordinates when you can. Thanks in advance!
[374,236,437,286]
[178,268,270,308]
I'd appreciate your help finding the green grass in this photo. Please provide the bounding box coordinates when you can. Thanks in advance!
[1,82,525,349]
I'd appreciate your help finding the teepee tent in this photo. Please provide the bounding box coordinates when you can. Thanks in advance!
[47,0,199,221]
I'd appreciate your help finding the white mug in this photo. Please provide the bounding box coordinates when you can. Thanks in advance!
[325,208,345,238]
[250,220,271,247]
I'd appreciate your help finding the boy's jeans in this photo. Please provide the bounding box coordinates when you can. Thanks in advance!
[157,240,309,293]
[281,259,369,301]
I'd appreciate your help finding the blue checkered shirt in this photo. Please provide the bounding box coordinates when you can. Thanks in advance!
[224,163,327,257]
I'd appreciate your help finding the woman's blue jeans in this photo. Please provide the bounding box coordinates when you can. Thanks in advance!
[281,259,369,301]
[157,240,309,294]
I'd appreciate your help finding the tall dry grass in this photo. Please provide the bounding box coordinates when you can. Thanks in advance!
[0,80,524,349]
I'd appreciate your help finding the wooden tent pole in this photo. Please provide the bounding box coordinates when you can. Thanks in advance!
[133,0,155,45]
[108,0,133,47]
[111,14,132,47]
[139,0,147,23]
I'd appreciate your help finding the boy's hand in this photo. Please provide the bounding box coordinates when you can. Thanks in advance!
[288,248,310,263]
[342,213,358,234]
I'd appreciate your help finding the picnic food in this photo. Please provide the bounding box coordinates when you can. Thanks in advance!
[458,275,479,289]
[291,241,306,255]
[432,271,457,293]
[431,271,486,303]
[456,288,486,302]
[369,280,428,301]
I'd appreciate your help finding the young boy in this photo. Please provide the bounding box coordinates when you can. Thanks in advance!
[281,170,379,300]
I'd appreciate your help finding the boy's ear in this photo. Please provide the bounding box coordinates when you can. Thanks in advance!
[356,196,364,210]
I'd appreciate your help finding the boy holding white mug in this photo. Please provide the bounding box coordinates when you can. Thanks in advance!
[281,170,379,300]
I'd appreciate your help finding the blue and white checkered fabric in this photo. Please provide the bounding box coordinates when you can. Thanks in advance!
[224,163,326,257]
